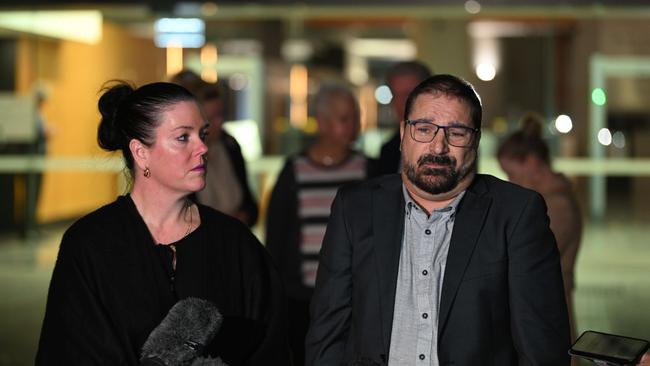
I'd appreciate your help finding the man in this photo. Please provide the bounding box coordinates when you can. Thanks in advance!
[305,74,570,365]
[378,61,432,175]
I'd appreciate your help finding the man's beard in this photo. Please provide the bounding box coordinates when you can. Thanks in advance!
[403,153,475,195]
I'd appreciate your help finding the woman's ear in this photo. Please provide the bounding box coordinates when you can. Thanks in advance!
[129,139,149,171]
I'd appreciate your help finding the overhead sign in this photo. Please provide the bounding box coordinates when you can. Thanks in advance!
[154,17,205,48]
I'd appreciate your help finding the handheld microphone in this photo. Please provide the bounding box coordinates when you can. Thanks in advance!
[140,297,226,366]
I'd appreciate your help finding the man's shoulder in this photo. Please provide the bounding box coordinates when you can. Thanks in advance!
[473,174,533,193]
[471,174,545,206]
[340,173,401,195]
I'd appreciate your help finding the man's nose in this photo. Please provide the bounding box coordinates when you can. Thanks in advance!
[428,128,449,154]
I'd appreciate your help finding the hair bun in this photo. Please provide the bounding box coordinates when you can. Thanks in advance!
[97,81,135,151]
[518,112,544,139]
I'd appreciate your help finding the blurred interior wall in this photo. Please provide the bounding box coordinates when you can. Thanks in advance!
[15,21,166,223]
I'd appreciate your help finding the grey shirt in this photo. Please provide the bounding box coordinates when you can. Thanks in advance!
[388,185,465,366]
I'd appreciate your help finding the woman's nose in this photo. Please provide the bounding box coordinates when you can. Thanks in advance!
[196,139,208,155]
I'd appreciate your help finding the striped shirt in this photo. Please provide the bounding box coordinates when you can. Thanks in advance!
[294,153,367,287]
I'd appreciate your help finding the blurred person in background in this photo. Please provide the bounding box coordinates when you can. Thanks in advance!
[23,86,51,236]
[171,70,259,227]
[497,112,582,343]
[377,60,432,175]
[36,81,289,365]
[266,83,376,366]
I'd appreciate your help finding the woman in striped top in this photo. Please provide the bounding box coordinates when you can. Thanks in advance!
[266,83,376,366]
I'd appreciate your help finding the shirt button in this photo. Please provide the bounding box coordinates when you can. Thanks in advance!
[419,354,426,360]
[424,229,432,235]
[422,269,428,276]
[422,313,428,319]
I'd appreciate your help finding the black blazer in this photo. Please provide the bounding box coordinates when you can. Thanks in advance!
[305,174,570,366]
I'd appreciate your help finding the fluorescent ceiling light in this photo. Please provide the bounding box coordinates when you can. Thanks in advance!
[0,10,102,44]
[154,18,205,48]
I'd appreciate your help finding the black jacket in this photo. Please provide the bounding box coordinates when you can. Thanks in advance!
[36,195,289,365]
[306,174,570,366]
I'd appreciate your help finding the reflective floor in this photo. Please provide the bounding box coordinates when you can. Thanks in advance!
[0,218,649,365]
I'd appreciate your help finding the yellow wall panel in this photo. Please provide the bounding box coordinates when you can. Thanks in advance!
[16,21,166,222]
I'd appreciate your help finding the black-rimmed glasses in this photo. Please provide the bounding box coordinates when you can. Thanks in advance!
[405,119,479,147]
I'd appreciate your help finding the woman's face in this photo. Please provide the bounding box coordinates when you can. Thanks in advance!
[143,100,208,195]
[318,94,359,148]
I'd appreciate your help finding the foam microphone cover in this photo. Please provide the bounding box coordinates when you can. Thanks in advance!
[140,297,223,366]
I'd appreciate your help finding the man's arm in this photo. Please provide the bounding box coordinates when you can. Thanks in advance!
[305,190,353,365]
[508,192,571,366]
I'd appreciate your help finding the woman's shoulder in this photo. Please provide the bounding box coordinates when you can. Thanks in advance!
[66,197,124,233]
[61,196,133,250]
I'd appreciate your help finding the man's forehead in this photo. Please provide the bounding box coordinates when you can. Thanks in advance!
[411,93,469,110]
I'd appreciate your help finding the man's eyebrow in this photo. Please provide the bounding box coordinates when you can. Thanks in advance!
[447,121,472,127]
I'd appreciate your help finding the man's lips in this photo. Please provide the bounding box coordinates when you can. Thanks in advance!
[192,164,206,171]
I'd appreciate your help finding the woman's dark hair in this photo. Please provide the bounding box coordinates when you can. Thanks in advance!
[97,80,196,176]
[497,112,551,165]
[403,74,483,129]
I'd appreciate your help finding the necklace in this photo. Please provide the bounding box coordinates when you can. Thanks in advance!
[322,155,334,166]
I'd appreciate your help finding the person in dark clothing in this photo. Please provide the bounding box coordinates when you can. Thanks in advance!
[36,81,289,365]
[377,61,432,176]
[171,70,258,227]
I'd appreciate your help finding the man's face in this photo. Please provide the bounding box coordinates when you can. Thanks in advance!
[400,93,478,196]
[389,73,423,123]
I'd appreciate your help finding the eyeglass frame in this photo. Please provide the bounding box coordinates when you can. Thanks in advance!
[404,119,480,148]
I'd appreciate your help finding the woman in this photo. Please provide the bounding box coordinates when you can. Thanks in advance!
[36,81,289,365]
[171,70,258,226]
[266,83,375,366]
[497,112,582,342]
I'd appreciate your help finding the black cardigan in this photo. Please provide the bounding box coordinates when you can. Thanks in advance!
[36,195,289,365]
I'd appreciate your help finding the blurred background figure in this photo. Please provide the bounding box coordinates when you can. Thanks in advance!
[377,60,432,175]
[170,70,258,227]
[497,112,583,342]
[265,83,375,366]
[24,86,50,237]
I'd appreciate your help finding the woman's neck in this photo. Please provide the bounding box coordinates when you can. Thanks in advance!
[130,184,194,244]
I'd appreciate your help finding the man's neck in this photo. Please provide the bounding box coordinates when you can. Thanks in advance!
[401,172,475,214]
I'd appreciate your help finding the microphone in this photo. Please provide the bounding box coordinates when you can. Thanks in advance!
[140,297,227,366]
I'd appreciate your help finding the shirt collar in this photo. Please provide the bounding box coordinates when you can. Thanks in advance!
[402,183,466,217]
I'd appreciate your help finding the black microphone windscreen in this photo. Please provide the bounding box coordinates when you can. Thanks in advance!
[141,297,223,366]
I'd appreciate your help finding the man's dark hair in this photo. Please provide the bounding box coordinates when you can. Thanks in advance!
[403,74,482,129]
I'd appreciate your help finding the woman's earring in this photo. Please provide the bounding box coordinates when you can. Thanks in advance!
[143,167,151,178]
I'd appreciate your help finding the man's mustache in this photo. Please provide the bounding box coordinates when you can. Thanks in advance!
[417,154,454,167]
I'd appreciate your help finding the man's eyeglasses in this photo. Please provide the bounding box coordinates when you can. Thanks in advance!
[405,119,479,148]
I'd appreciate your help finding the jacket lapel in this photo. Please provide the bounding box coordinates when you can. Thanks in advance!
[438,176,492,335]
[372,176,405,355]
